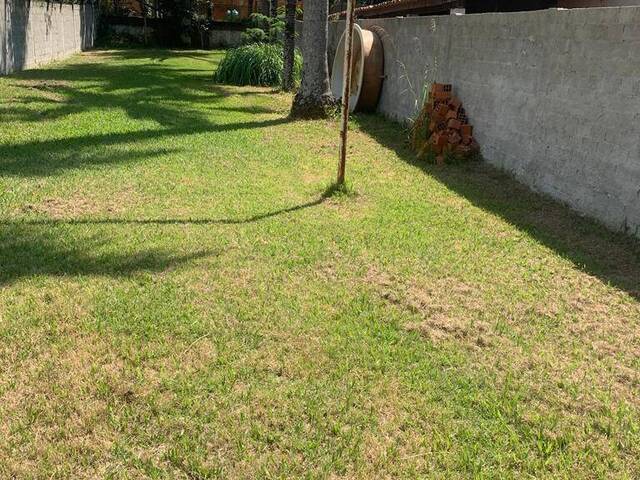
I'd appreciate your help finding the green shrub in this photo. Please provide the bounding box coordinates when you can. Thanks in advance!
[241,13,285,45]
[213,43,302,87]
[241,28,269,45]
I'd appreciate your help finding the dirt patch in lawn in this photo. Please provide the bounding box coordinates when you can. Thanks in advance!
[21,189,139,219]
[365,266,491,347]
[0,330,115,478]
[364,263,640,410]
[0,318,229,478]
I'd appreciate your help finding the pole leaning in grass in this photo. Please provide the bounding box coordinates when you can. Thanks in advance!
[337,0,356,185]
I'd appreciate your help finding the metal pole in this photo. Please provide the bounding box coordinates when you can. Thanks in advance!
[336,0,356,185]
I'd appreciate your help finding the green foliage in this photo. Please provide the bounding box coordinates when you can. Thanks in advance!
[101,0,210,46]
[240,13,286,45]
[213,43,302,87]
[241,28,269,45]
[247,13,273,32]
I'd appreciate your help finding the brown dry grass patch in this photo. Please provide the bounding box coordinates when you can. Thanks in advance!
[364,263,640,410]
[20,188,140,219]
[365,266,490,347]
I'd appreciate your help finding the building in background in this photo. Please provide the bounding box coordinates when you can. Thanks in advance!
[103,0,298,21]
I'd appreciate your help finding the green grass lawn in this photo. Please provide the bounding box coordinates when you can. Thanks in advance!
[1,49,639,479]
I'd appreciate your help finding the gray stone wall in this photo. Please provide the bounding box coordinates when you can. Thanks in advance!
[329,7,640,237]
[209,28,243,48]
[0,0,97,75]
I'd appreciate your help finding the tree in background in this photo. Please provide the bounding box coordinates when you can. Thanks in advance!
[101,0,209,46]
[282,0,297,91]
[290,0,335,118]
[256,0,271,16]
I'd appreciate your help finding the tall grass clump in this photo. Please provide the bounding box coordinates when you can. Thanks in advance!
[213,43,302,87]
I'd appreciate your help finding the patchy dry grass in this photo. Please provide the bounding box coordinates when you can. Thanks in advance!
[1,49,640,478]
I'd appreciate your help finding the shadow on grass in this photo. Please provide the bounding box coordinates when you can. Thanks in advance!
[0,49,291,177]
[1,196,327,227]
[356,114,640,300]
[0,117,290,177]
[0,196,327,286]
[93,49,219,63]
[0,224,216,287]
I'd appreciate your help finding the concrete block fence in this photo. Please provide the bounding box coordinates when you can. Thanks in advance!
[0,0,97,75]
[328,7,640,237]
[209,27,244,48]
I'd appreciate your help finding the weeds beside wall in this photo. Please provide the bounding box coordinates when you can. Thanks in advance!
[329,7,640,237]
[0,0,98,75]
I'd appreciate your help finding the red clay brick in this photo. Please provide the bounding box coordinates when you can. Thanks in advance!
[431,83,452,93]
[448,118,462,130]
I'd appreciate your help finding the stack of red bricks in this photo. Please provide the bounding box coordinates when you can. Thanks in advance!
[420,83,479,164]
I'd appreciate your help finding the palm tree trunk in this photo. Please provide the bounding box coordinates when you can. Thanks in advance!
[282,0,296,91]
[290,0,335,118]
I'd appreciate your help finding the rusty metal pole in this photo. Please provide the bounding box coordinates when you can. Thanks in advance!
[336,0,356,186]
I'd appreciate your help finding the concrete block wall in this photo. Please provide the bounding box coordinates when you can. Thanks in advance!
[209,28,244,48]
[329,7,640,237]
[0,0,97,75]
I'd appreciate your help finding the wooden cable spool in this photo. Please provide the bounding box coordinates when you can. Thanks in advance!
[330,24,384,112]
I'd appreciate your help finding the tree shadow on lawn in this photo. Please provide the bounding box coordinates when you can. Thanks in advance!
[3,196,327,228]
[0,51,291,177]
[2,62,223,124]
[2,49,264,125]
[0,117,289,177]
[356,114,640,301]
[0,224,217,288]
[95,49,219,64]
[0,196,327,286]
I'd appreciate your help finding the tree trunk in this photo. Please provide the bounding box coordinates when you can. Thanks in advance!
[260,0,271,16]
[282,0,296,91]
[337,0,355,185]
[271,0,278,16]
[141,0,150,47]
[290,0,336,118]
[143,14,148,46]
